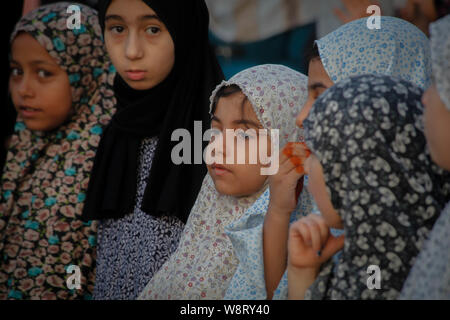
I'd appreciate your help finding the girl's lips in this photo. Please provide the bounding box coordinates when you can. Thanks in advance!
[19,106,41,118]
[126,70,146,81]
[211,164,231,177]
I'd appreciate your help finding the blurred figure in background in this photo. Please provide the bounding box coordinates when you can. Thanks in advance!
[206,0,399,79]
[333,0,450,35]
[398,0,450,35]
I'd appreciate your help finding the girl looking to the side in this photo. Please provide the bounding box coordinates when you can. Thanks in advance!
[288,74,450,300]
[263,15,432,299]
[81,0,224,300]
[0,3,116,300]
[296,15,431,130]
[139,64,308,300]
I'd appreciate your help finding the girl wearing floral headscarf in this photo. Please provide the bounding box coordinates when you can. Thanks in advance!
[400,14,450,300]
[138,64,310,300]
[296,16,432,129]
[0,3,115,300]
[288,74,450,300]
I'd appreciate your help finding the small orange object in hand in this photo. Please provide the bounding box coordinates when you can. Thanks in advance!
[282,142,311,203]
[283,142,311,173]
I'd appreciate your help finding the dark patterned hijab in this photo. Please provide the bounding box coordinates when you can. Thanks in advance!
[0,3,116,299]
[303,74,450,300]
[400,14,450,300]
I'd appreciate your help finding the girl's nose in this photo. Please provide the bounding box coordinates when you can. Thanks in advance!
[296,109,307,129]
[296,100,314,129]
[125,32,144,60]
[17,75,35,98]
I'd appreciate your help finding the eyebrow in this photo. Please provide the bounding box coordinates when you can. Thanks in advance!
[211,116,261,129]
[10,59,55,67]
[210,115,220,123]
[105,14,161,23]
[233,119,262,129]
[308,82,328,91]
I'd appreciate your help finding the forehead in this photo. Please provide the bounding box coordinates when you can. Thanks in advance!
[307,59,332,85]
[214,92,260,123]
[11,33,57,65]
[106,0,157,20]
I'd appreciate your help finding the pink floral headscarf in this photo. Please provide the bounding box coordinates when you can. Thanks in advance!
[0,3,115,299]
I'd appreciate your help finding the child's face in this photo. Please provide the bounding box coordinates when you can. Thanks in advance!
[423,83,450,171]
[296,58,334,129]
[208,92,270,197]
[9,33,73,132]
[104,0,175,90]
[304,154,343,229]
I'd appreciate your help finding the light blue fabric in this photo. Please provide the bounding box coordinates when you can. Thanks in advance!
[316,16,431,90]
[400,201,450,300]
[224,176,344,300]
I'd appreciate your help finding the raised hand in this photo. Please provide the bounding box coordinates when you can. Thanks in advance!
[268,142,311,216]
[288,214,344,270]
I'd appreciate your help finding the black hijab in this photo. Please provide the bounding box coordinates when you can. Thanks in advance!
[82,0,224,222]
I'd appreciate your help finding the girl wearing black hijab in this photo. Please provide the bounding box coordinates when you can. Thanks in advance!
[82,0,224,299]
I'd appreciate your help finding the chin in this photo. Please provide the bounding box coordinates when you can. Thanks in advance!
[22,121,48,132]
[124,80,154,91]
[212,179,232,196]
[210,178,241,196]
[430,152,450,171]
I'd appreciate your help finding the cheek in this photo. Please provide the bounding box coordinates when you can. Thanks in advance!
[423,98,450,170]
[149,40,175,78]
[105,38,122,67]
[44,77,73,126]
[296,99,314,128]
[218,165,266,196]
[9,82,21,108]
[237,165,267,195]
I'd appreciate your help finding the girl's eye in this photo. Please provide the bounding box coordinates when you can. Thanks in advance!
[146,26,160,35]
[236,129,253,140]
[38,70,52,78]
[210,128,222,138]
[10,67,22,77]
[110,26,125,34]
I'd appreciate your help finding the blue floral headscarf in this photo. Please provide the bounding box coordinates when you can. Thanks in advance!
[0,3,116,300]
[316,16,431,90]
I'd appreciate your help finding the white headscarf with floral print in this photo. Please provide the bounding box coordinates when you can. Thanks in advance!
[139,64,308,299]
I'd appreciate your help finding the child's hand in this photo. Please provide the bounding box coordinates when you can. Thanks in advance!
[288,214,344,270]
[268,143,310,215]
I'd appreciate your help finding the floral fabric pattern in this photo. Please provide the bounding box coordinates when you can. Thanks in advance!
[303,74,450,300]
[399,15,450,300]
[93,137,185,300]
[316,16,431,90]
[224,176,344,300]
[429,15,450,110]
[138,64,308,300]
[0,3,116,300]
[400,201,450,299]
[223,178,312,300]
